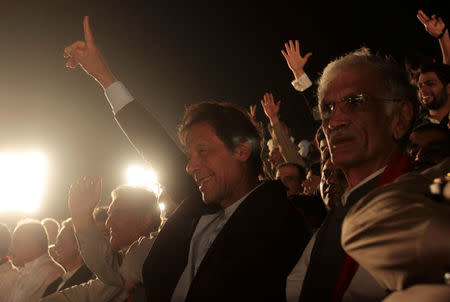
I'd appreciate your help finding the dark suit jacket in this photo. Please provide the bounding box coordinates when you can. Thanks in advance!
[115,101,310,301]
[42,264,94,297]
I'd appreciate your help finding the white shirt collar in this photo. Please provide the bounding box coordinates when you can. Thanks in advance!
[341,166,386,206]
[22,253,51,272]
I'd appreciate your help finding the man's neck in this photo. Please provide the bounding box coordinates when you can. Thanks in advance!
[342,149,397,188]
[220,176,259,209]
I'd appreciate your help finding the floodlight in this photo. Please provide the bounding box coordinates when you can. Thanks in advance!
[0,151,47,213]
[126,165,162,196]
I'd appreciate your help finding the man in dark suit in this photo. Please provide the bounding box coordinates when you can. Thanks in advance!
[64,16,310,302]
[42,218,94,297]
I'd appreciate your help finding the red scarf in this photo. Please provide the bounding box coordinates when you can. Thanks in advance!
[330,152,414,302]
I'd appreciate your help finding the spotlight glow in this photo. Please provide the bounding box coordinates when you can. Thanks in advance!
[126,165,161,196]
[0,152,47,213]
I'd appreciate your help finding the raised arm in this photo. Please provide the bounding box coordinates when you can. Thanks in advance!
[68,177,124,287]
[261,93,306,167]
[64,17,196,203]
[64,16,116,89]
[417,10,449,65]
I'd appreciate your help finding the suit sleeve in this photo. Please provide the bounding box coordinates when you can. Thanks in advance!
[342,158,450,291]
[114,100,196,203]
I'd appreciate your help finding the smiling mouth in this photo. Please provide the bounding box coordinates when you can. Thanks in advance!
[196,175,213,189]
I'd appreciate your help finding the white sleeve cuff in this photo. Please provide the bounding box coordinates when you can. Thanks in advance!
[104,81,135,114]
[291,73,313,92]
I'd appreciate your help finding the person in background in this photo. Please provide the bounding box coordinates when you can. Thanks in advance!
[416,63,449,127]
[41,184,161,302]
[0,223,19,302]
[302,163,321,196]
[9,220,64,302]
[93,206,110,238]
[42,218,94,297]
[407,119,450,170]
[41,218,60,246]
[275,162,306,197]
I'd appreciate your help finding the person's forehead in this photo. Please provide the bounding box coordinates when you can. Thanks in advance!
[278,165,298,176]
[322,67,382,103]
[185,122,223,149]
[418,72,440,83]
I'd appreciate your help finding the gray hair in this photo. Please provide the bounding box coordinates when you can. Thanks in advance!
[111,185,161,232]
[317,48,418,113]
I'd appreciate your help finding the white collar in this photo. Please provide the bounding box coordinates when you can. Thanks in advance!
[341,166,386,206]
[23,253,51,272]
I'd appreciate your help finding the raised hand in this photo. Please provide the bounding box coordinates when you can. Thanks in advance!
[64,16,115,88]
[260,92,280,125]
[249,104,257,121]
[417,10,446,38]
[281,40,312,79]
[68,176,102,219]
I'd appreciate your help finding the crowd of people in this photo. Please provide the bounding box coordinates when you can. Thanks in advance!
[0,9,449,302]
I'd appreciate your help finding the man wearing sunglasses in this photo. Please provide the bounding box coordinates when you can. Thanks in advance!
[286,48,418,302]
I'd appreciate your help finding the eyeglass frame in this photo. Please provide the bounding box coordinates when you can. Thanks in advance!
[318,93,401,121]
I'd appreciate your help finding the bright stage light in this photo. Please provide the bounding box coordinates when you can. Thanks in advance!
[126,165,161,196]
[0,152,47,213]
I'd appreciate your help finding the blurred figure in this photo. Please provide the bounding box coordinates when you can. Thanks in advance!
[408,120,450,170]
[302,163,321,196]
[41,218,60,246]
[42,183,162,302]
[9,220,63,302]
[320,158,347,210]
[275,162,306,197]
[261,92,307,169]
[93,206,109,238]
[314,126,330,162]
[42,218,93,297]
[0,223,19,302]
[266,138,285,174]
[416,63,449,127]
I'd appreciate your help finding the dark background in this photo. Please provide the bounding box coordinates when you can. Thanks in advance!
[0,1,447,224]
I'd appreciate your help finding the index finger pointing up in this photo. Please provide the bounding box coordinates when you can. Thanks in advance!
[83,16,95,44]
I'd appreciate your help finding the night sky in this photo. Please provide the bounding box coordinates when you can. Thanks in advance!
[0,1,447,223]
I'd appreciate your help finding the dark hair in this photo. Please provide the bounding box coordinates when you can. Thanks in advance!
[0,223,11,257]
[275,162,306,181]
[178,101,264,177]
[308,162,321,176]
[419,63,450,87]
[93,206,109,223]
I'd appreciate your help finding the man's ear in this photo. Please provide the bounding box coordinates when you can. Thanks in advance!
[233,141,252,163]
[392,101,414,140]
